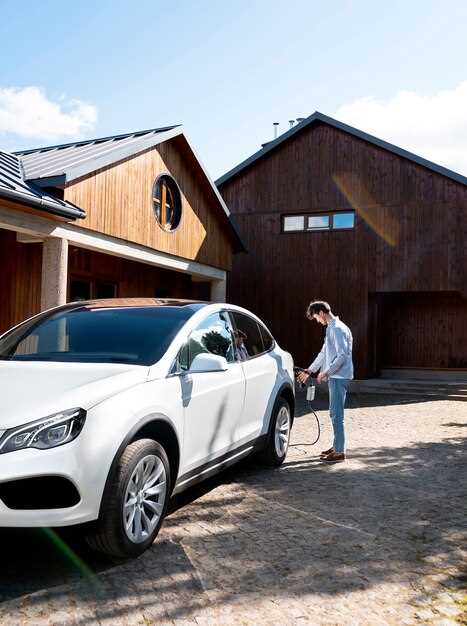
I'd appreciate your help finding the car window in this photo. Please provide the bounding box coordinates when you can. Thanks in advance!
[230,312,264,360]
[176,312,235,372]
[0,305,195,366]
[258,322,274,352]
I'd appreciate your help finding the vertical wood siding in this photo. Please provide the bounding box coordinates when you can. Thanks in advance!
[0,229,42,334]
[219,122,467,376]
[65,138,233,271]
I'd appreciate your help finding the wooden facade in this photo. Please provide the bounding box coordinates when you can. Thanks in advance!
[0,229,42,334]
[219,121,467,377]
[0,129,238,334]
[65,136,233,271]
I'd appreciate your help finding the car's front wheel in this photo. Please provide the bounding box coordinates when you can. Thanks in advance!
[86,438,170,559]
[260,397,291,466]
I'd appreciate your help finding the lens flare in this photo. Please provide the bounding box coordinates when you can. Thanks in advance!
[41,527,101,586]
[333,172,400,247]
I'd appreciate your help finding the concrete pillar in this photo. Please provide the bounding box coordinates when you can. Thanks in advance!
[210,278,227,303]
[41,237,68,310]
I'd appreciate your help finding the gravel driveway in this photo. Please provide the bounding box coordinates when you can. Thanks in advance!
[0,391,466,625]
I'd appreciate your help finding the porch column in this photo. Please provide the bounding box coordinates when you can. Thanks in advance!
[41,237,69,310]
[210,278,227,303]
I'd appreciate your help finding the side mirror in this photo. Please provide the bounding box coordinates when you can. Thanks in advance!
[189,353,228,373]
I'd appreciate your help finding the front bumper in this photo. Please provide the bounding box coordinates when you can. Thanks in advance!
[0,431,109,528]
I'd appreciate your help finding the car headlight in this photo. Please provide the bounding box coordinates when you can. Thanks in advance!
[0,408,86,455]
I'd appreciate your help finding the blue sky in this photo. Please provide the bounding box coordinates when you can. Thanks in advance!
[1,0,467,178]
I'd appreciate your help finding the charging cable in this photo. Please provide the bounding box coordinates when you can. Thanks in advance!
[293,367,321,446]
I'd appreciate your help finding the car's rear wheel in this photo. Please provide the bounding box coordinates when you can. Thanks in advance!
[85,438,170,559]
[260,397,291,466]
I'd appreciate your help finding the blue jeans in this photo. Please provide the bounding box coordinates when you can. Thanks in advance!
[328,378,350,453]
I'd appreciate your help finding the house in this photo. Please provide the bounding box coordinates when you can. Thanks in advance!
[217,112,467,378]
[0,126,243,334]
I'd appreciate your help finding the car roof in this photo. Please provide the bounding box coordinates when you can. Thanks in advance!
[61,298,209,312]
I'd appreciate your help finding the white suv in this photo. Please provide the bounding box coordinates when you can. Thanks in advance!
[0,299,294,558]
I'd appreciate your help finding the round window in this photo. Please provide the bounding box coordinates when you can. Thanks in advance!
[152,175,182,231]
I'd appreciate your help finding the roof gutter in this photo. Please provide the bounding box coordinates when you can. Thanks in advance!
[0,186,86,220]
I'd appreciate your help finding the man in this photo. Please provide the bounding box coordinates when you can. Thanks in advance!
[297,300,353,462]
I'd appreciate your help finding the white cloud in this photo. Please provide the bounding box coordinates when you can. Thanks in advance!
[334,81,467,177]
[0,86,97,141]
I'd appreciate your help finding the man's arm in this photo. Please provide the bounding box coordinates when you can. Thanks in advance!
[308,342,326,373]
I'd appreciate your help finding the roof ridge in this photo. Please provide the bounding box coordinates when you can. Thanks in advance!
[216,111,467,188]
[14,124,182,156]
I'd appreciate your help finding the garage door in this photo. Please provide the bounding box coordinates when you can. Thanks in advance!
[377,292,467,369]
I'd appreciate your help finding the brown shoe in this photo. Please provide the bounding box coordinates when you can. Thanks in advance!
[320,447,334,457]
[323,452,346,463]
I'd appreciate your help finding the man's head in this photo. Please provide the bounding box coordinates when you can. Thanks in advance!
[306,300,332,325]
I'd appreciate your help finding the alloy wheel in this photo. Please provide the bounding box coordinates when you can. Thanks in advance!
[274,405,290,457]
[123,454,167,543]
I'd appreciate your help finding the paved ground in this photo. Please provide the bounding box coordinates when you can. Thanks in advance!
[0,391,466,625]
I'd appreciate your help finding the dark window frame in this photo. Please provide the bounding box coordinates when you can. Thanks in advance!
[281,210,355,233]
[152,173,182,232]
[69,276,118,302]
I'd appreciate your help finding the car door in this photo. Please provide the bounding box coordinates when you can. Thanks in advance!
[230,312,278,441]
[175,311,246,474]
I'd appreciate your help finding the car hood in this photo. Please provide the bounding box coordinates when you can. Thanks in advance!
[0,361,149,429]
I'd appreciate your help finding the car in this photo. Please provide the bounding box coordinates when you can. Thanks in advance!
[0,298,294,558]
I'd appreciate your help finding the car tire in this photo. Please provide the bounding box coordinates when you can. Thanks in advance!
[85,438,171,559]
[260,396,292,467]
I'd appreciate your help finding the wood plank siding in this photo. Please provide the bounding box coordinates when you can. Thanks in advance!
[65,136,232,271]
[0,229,42,334]
[219,122,467,377]
[68,246,211,301]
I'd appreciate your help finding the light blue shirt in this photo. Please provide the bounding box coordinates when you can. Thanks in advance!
[308,316,354,379]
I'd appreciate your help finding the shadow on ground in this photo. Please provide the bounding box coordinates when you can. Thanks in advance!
[0,395,465,624]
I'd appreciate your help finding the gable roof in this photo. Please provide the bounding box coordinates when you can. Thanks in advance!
[14,126,245,252]
[216,111,467,188]
[0,150,85,219]
[14,125,182,185]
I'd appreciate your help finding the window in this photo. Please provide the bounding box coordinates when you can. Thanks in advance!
[231,312,264,360]
[283,215,305,232]
[69,278,117,302]
[332,212,355,229]
[282,211,355,233]
[152,175,182,231]
[307,215,329,230]
[176,312,235,371]
[0,305,195,366]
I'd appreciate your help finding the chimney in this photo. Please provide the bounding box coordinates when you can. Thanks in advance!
[296,117,305,124]
[289,119,295,129]
[273,122,279,139]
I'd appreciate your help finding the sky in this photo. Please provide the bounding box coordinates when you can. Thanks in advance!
[1,0,467,180]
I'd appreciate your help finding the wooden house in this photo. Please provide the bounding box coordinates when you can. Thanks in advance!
[217,112,467,378]
[0,126,243,334]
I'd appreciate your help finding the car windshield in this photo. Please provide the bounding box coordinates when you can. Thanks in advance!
[0,305,195,365]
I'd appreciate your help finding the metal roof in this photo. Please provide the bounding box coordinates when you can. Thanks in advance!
[0,150,85,219]
[13,126,245,252]
[216,111,467,188]
[14,125,182,184]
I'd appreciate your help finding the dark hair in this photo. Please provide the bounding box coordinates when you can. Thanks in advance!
[306,300,331,319]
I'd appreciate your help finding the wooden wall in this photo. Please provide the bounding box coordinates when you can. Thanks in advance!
[69,247,211,301]
[0,229,42,334]
[65,137,233,271]
[219,122,467,376]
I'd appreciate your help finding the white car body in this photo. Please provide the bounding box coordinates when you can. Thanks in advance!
[0,301,294,530]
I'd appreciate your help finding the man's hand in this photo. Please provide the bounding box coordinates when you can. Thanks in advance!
[317,371,328,384]
[297,370,310,385]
